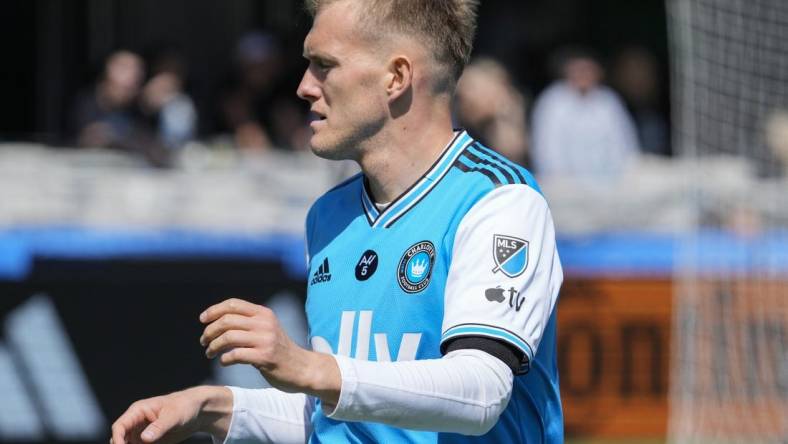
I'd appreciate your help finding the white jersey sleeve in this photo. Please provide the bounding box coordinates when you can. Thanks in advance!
[217,387,314,444]
[219,351,513,439]
[326,349,513,436]
[441,184,563,373]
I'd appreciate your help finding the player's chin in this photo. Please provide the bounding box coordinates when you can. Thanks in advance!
[309,135,350,161]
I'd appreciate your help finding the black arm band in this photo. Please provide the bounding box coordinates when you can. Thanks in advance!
[443,336,524,375]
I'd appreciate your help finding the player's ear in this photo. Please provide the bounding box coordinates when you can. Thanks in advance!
[385,55,412,102]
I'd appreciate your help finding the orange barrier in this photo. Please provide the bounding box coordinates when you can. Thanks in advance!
[558,278,672,438]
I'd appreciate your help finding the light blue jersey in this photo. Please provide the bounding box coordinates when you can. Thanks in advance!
[305,131,563,443]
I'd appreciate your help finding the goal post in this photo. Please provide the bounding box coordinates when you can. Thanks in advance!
[667,0,788,442]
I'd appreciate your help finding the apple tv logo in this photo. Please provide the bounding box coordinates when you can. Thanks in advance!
[485,286,506,303]
[484,286,526,311]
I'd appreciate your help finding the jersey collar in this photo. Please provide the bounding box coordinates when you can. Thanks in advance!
[361,130,473,228]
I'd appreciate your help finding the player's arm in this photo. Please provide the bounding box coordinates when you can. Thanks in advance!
[439,182,562,374]
[110,385,232,444]
[110,296,331,444]
[324,347,514,435]
[110,384,314,444]
[199,297,514,437]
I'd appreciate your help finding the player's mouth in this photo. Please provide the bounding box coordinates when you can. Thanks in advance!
[309,110,327,130]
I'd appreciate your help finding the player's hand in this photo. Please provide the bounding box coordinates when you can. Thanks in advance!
[199,298,340,402]
[110,386,232,444]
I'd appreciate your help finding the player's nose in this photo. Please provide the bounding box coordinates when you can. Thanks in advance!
[297,68,320,103]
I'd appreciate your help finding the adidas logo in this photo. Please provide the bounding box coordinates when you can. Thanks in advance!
[1,294,106,440]
[310,257,332,285]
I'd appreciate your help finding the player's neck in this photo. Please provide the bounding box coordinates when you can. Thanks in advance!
[360,111,455,204]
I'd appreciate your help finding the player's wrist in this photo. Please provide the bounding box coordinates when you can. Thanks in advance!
[300,350,341,407]
[192,385,234,438]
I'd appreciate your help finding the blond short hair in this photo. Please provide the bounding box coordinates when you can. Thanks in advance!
[306,0,479,90]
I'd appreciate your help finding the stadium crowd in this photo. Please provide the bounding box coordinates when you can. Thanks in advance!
[66,29,670,179]
[69,33,788,235]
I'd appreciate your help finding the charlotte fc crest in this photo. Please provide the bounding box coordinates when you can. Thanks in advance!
[492,234,529,278]
[397,241,435,293]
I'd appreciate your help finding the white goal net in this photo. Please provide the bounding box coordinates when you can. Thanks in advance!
[667,0,788,443]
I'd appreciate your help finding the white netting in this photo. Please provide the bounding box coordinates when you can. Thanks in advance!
[667,0,788,443]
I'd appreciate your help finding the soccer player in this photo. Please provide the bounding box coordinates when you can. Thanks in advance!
[110,0,563,443]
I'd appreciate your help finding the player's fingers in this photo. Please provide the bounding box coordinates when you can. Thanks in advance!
[110,423,126,444]
[218,347,259,367]
[112,417,148,444]
[134,401,185,444]
[199,313,254,347]
[205,330,257,359]
[199,298,263,324]
[128,420,151,444]
[139,415,176,443]
[111,406,148,444]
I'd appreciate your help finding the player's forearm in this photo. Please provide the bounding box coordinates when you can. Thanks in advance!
[202,349,334,444]
[220,388,315,444]
[191,386,235,440]
[326,349,514,436]
[280,348,341,408]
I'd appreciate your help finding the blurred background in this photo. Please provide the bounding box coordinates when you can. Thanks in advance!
[0,0,786,443]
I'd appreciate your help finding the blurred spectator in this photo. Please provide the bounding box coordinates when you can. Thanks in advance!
[763,109,788,178]
[531,48,639,179]
[71,50,146,148]
[705,109,788,234]
[455,57,530,167]
[70,50,170,166]
[140,50,197,150]
[217,31,310,151]
[612,46,670,156]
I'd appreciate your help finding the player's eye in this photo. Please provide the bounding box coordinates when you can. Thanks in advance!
[315,60,331,71]
[312,57,336,71]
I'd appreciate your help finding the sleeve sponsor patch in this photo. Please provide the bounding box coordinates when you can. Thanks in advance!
[492,234,529,278]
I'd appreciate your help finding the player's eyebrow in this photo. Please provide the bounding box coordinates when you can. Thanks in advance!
[303,42,339,64]
[303,50,338,66]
